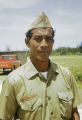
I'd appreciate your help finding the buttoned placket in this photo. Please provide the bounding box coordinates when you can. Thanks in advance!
[46,79,55,120]
[39,73,47,120]
[39,72,54,120]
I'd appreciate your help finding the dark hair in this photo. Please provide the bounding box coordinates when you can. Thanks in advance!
[51,28,55,38]
[25,28,55,43]
[25,30,33,40]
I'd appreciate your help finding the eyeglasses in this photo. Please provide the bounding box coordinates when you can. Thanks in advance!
[32,35,54,43]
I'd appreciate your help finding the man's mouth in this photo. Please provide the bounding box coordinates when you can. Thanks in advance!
[38,50,49,52]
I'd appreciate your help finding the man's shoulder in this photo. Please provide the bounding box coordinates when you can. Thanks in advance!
[51,60,71,75]
[51,61,73,88]
[8,63,27,84]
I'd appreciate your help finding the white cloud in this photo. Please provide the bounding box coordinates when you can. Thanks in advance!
[0,0,43,8]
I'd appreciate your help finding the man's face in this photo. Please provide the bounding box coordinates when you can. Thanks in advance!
[28,28,54,61]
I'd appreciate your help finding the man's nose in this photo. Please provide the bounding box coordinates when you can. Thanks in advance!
[40,38,48,47]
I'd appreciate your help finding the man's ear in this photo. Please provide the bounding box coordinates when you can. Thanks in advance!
[25,37,30,48]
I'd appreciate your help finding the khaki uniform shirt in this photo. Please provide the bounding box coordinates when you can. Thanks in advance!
[0,58,81,120]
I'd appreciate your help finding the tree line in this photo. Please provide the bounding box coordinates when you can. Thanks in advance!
[51,44,82,55]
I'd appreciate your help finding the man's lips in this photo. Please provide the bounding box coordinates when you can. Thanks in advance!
[38,51,49,53]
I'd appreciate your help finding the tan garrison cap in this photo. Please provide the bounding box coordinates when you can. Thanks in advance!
[26,12,52,32]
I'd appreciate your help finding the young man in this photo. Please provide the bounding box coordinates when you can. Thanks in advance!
[0,12,81,120]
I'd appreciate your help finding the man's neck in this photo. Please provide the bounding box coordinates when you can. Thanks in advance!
[30,57,49,72]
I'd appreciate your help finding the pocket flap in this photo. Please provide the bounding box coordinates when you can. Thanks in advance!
[20,96,42,111]
[58,91,73,102]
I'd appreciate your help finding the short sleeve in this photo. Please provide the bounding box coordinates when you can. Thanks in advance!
[69,72,82,108]
[0,78,17,120]
[59,66,81,108]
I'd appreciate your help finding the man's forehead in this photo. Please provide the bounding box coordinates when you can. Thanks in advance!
[32,28,53,35]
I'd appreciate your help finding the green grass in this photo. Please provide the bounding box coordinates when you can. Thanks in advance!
[50,55,82,69]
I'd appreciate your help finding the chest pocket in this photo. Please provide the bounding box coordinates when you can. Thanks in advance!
[19,95,43,111]
[17,95,43,120]
[58,91,74,119]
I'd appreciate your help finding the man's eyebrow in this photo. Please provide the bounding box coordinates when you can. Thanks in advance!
[33,34,43,37]
[33,34,52,36]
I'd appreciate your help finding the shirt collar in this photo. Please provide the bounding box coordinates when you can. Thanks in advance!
[24,57,59,80]
[24,57,39,80]
[49,60,59,74]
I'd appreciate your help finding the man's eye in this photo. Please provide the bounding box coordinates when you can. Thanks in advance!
[34,36,42,41]
[32,36,53,42]
[45,36,53,41]
[33,36,39,40]
[47,36,52,40]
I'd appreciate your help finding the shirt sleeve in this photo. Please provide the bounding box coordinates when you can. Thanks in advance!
[69,72,82,108]
[60,66,81,108]
[0,78,17,120]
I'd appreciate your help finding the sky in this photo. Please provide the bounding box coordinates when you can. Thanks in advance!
[0,0,82,51]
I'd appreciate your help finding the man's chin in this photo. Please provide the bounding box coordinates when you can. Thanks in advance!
[37,56,49,62]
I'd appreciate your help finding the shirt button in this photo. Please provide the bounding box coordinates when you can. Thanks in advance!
[61,114,66,119]
[50,111,53,115]
[66,96,68,100]
[48,96,51,100]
